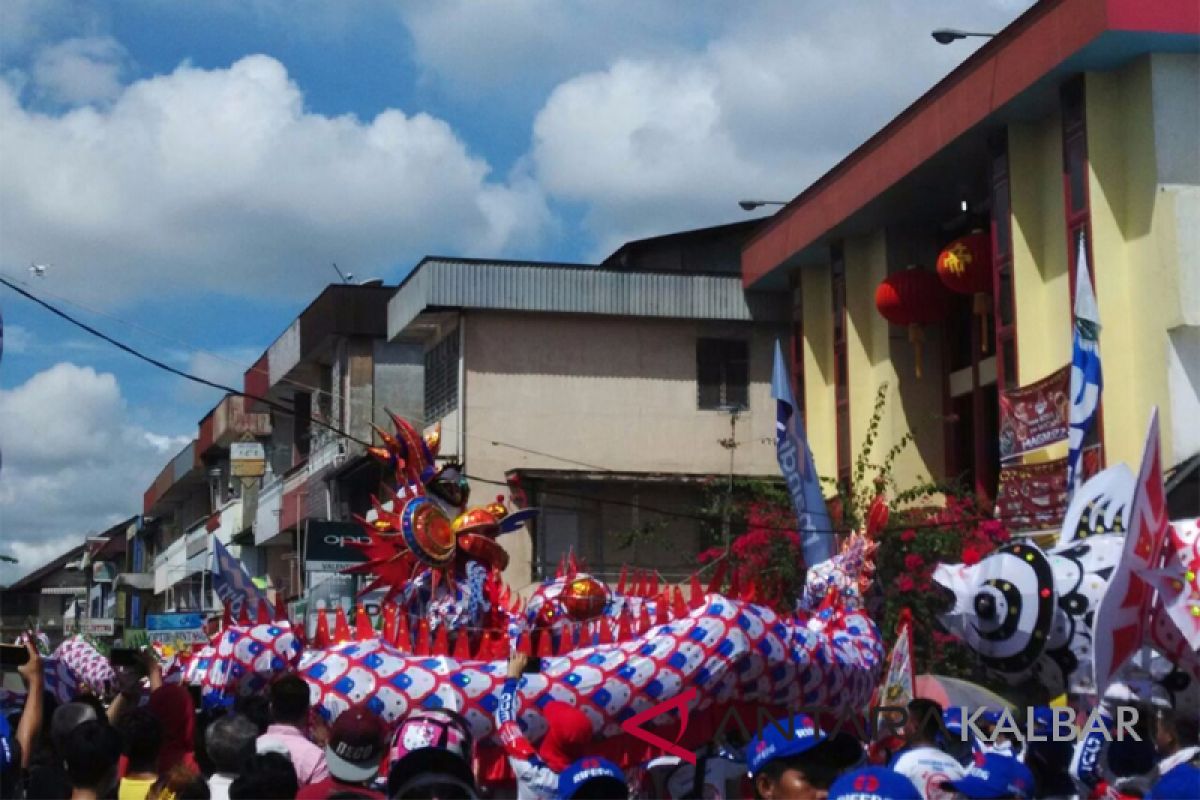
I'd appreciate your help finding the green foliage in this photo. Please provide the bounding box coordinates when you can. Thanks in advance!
[698,383,1010,678]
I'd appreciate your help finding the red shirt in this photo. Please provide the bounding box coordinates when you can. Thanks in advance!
[295,777,385,800]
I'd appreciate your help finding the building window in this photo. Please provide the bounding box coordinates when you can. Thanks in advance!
[425,331,460,422]
[696,338,749,410]
[831,244,851,489]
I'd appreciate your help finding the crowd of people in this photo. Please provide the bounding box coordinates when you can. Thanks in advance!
[1,639,1197,799]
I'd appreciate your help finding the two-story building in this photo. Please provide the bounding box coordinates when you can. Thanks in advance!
[741,0,1199,522]
[386,221,791,588]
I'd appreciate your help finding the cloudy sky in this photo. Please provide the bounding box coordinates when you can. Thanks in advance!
[0,0,1034,583]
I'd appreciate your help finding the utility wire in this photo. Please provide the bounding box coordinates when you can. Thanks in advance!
[3,277,1062,537]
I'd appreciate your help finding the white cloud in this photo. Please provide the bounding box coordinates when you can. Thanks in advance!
[31,36,127,106]
[0,363,187,585]
[3,323,33,355]
[527,1,1036,256]
[396,0,729,100]
[0,54,551,307]
[182,346,261,403]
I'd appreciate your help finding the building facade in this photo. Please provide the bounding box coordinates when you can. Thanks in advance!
[387,230,789,588]
[742,0,1199,521]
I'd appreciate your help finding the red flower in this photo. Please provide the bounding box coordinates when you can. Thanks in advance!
[904,554,924,571]
[896,575,915,592]
[899,530,916,543]
[961,545,984,566]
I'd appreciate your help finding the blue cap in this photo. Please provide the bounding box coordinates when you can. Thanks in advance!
[1147,764,1200,800]
[1029,706,1054,734]
[943,753,1035,799]
[829,767,920,800]
[558,757,626,799]
[747,715,830,776]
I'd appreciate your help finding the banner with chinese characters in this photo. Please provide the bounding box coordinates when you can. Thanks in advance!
[999,365,1070,461]
[995,458,1069,531]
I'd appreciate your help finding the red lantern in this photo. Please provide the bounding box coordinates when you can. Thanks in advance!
[936,231,993,352]
[875,267,948,378]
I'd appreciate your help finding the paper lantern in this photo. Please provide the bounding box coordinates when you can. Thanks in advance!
[937,231,993,351]
[875,267,948,378]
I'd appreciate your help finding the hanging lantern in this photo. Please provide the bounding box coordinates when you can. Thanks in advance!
[936,231,994,352]
[875,267,949,378]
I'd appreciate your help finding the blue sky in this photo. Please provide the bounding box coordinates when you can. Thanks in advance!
[0,0,1032,580]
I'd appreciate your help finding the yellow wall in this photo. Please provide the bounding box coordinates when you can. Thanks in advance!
[800,263,836,480]
[1008,114,1072,463]
[1086,59,1180,468]
[842,232,945,492]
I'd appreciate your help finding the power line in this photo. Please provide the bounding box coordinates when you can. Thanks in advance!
[0,271,346,408]
[3,277,1064,538]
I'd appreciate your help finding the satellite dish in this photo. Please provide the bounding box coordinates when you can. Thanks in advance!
[359,278,384,287]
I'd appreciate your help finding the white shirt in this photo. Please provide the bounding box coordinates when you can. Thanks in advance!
[207,773,235,800]
[1158,745,1200,777]
[890,746,966,800]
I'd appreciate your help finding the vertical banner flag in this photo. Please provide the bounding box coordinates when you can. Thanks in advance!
[1067,233,1102,498]
[880,609,915,707]
[1092,410,1169,694]
[772,341,835,569]
[212,537,267,616]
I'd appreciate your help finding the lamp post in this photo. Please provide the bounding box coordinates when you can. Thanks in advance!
[737,200,788,212]
[930,28,996,44]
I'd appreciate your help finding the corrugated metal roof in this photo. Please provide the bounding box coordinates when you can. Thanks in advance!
[388,257,787,339]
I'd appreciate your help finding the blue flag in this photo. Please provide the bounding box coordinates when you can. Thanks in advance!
[1067,235,1102,498]
[772,341,835,568]
[211,537,267,616]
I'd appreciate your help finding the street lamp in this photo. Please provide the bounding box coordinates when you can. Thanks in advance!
[737,200,788,212]
[931,28,996,44]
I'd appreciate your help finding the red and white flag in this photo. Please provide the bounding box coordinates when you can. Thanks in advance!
[1093,410,1170,694]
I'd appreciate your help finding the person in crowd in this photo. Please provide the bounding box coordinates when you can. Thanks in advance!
[1,715,21,800]
[205,714,260,800]
[1022,738,1075,800]
[148,764,211,800]
[638,735,748,799]
[828,766,921,800]
[938,708,977,767]
[1153,706,1200,777]
[258,674,329,786]
[28,701,102,799]
[557,757,628,800]
[747,714,864,800]
[146,683,199,775]
[1146,762,1200,800]
[940,752,1035,799]
[297,706,387,799]
[229,752,299,800]
[117,708,163,800]
[64,720,122,800]
[889,699,964,800]
[234,696,270,736]
[495,652,599,800]
[386,709,478,800]
[2,636,45,798]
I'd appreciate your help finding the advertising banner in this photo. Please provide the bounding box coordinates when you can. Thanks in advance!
[306,521,370,572]
[999,365,1070,461]
[995,458,1069,531]
[81,618,116,636]
[146,612,208,646]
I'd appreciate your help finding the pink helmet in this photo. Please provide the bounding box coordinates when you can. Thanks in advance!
[386,709,476,795]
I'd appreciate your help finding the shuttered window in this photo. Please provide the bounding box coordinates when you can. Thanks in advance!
[697,338,749,410]
[425,331,459,422]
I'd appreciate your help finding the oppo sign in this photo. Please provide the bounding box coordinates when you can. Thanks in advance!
[305,521,371,572]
